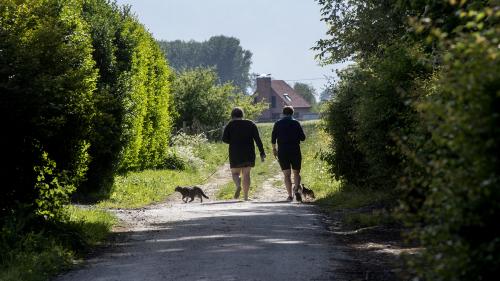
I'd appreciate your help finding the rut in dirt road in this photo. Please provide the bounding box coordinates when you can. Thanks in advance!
[56,168,353,281]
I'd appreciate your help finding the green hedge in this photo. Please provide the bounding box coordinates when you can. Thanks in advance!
[0,0,175,221]
[317,0,499,279]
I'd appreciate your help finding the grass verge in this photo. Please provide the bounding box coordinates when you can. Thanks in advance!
[0,206,116,281]
[99,142,227,209]
[299,120,396,228]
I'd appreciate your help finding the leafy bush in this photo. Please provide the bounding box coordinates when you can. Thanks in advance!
[317,0,500,279]
[171,67,267,133]
[322,67,370,187]
[397,5,500,280]
[0,0,97,220]
[165,133,212,170]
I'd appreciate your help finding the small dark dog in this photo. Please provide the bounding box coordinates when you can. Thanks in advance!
[301,184,315,201]
[175,186,209,203]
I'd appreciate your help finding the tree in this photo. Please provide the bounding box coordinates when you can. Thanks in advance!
[293,83,317,106]
[158,36,253,92]
[171,68,234,130]
[171,68,267,132]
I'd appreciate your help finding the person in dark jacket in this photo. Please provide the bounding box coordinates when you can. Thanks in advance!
[271,106,306,201]
[223,107,266,201]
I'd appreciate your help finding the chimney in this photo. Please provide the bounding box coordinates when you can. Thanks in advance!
[256,76,271,101]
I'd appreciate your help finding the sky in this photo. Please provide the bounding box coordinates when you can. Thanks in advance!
[115,0,347,93]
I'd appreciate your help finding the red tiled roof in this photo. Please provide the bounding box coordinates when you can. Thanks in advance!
[271,80,311,108]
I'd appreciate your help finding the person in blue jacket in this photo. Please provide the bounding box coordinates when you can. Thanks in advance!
[271,106,306,202]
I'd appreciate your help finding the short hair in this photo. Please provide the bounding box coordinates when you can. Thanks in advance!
[231,107,244,118]
[282,106,294,116]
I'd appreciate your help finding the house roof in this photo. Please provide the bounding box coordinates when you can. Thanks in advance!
[271,80,311,108]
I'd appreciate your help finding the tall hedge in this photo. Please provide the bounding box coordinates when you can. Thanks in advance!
[0,0,98,220]
[317,0,499,279]
[0,0,175,220]
[81,0,174,192]
[116,13,174,172]
[398,6,500,279]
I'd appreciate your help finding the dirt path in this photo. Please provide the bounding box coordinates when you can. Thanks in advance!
[56,165,353,281]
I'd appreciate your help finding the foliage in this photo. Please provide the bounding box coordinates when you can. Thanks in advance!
[159,36,253,92]
[0,206,115,281]
[397,4,500,280]
[317,0,500,279]
[0,0,98,220]
[171,67,267,131]
[99,140,228,209]
[0,0,174,277]
[321,67,370,187]
[293,82,318,106]
[171,67,233,130]
[113,8,174,173]
[231,93,269,121]
[354,45,428,189]
[314,0,407,63]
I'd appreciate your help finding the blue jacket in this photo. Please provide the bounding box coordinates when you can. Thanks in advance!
[271,116,306,151]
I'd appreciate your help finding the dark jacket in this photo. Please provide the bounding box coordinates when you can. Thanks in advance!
[222,119,265,168]
[271,116,306,153]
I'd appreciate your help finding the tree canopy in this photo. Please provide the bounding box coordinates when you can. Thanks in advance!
[293,82,317,106]
[158,36,253,92]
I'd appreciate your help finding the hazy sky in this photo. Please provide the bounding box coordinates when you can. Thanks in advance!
[115,0,346,92]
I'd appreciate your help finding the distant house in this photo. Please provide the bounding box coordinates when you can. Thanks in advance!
[253,76,316,121]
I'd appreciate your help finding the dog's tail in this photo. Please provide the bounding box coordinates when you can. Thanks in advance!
[201,191,209,199]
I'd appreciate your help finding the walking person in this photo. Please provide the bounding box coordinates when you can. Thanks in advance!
[222,107,266,201]
[271,106,306,202]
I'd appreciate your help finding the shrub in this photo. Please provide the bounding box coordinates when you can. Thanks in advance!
[398,6,500,279]
[0,0,97,220]
[322,66,370,187]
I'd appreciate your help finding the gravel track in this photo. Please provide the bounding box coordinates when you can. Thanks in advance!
[56,165,352,281]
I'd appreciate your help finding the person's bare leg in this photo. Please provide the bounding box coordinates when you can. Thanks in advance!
[292,169,302,202]
[292,170,301,192]
[241,167,251,201]
[231,168,242,199]
[282,169,292,198]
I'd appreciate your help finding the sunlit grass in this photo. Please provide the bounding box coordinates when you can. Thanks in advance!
[299,120,395,227]
[99,142,228,209]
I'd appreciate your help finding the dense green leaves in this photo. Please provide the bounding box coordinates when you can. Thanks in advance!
[317,0,499,279]
[398,6,500,279]
[171,68,267,133]
[0,0,98,220]
[0,0,175,220]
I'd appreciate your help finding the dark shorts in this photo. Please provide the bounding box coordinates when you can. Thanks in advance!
[278,152,301,171]
[230,161,255,169]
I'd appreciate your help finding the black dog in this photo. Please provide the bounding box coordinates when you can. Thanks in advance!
[301,184,315,201]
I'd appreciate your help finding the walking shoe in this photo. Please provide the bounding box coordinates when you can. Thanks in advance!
[295,192,302,202]
[286,196,293,202]
[234,186,241,199]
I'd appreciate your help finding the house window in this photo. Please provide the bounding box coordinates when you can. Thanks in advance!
[271,96,276,108]
[283,93,292,102]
